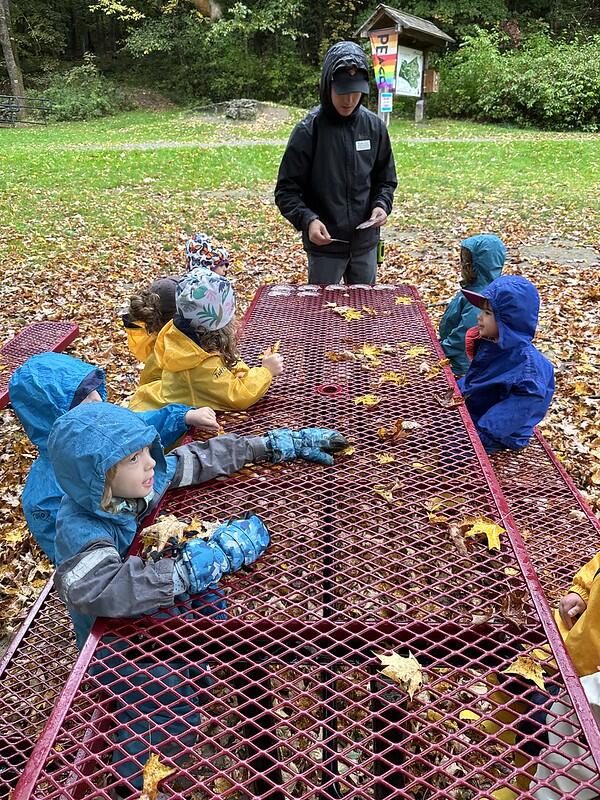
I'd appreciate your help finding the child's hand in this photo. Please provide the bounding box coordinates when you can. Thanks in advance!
[185,407,220,433]
[262,348,284,377]
[559,592,587,630]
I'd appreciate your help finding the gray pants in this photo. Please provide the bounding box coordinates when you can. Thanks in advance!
[307,247,378,285]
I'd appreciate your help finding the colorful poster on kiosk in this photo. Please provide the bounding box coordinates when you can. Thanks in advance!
[395,45,424,97]
[369,28,398,92]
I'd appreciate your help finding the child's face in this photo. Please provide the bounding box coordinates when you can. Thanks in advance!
[110,446,156,499]
[212,264,228,277]
[478,301,499,341]
[81,389,102,404]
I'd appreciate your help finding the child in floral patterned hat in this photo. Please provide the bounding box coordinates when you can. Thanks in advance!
[185,232,230,276]
[129,268,284,412]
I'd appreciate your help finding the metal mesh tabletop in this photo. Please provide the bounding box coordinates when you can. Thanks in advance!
[0,321,79,408]
[11,286,600,799]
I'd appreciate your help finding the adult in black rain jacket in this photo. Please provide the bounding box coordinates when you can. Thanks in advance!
[275,41,397,285]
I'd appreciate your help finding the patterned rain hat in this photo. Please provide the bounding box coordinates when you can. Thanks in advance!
[185,232,230,272]
[176,268,236,332]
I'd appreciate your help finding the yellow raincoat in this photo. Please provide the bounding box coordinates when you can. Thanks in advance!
[128,320,272,412]
[555,552,600,677]
[124,321,161,386]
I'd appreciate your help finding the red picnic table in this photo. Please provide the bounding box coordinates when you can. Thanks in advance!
[5,285,600,800]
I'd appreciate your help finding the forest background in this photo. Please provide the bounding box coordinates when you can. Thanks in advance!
[2,0,600,129]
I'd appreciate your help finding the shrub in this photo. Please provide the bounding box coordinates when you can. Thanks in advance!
[41,55,131,121]
[434,30,600,130]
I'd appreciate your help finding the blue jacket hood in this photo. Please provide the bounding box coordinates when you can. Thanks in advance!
[9,353,106,451]
[461,234,506,289]
[482,275,540,350]
[320,41,369,120]
[48,402,168,520]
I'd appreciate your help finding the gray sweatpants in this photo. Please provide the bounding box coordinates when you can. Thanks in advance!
[307,247,378,285]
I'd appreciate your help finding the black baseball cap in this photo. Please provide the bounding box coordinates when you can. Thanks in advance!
[332,67,369,95]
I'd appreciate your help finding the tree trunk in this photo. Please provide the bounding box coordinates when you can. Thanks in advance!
[0,0,25,100]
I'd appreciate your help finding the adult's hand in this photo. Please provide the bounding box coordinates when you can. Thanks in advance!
[308,219,332,246]
[368,206,388,228]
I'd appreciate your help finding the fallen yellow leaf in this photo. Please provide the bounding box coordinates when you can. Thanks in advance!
[395,296,413,305]
[503,655,546,690]
[374,651,422,700]
[358,343,383,358]
[377,453,396,464]
[325,350,355,362]
[140,754,176,800]
[362,305,377,315]
[333,306,363,321]
[404,346,429,358]
[412,461,434,472]
[373,483,401,504]
[462,516,505,551]
[378,370,408,387]
[354,393,381,407]
[339,446,356,456]
[3,525,27,546]
[459,709,481,722]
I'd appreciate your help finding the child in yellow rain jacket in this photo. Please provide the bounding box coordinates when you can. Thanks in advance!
[123,276,180,386]
[123,235,231,387]
[129,267,283,412]
[557,553,600,677]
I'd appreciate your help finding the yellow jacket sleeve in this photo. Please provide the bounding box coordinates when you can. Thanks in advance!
[186,356,273,411]
[569,553,600,604]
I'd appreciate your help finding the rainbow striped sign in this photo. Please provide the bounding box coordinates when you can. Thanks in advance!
[369,28,398,93]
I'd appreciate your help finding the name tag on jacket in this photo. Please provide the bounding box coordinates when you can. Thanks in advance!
[355,139,371,151]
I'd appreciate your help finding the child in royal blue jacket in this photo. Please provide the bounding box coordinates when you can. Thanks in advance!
[439,234,506,377]
[458,275,555,453]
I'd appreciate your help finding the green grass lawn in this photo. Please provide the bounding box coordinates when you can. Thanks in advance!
[1,109,599,245]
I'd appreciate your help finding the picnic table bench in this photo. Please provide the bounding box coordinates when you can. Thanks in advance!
[0,321,79,408]
[3,286,600,799]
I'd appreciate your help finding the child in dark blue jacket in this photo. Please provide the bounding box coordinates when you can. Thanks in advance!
[439,234,506,376]
[458,275,555,453]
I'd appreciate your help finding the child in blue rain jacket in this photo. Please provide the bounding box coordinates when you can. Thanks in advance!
[458,275,555,453]
[9,352,220,564]
[439,234,506,377]
[48,402,347,648]
[46,402,346,790]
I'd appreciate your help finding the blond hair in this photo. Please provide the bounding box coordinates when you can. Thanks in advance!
[100,464,118,512]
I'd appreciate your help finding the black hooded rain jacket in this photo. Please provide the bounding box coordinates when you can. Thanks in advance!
[275,41,397,257]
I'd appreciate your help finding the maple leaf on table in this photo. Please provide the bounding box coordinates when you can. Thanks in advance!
[374,651,423,700]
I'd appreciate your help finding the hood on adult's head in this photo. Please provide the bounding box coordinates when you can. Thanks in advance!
[47,402,168,518]
[9,353,107,450]
[463,275,540,350]
[320,41,370,119]
[461,234,506,289]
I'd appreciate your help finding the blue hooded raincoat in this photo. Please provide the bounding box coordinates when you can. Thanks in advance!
[9,353,191,564]
[48,402,175,646]
[458,275,555,453]
[48,402,213,786]
[439,234,506,376]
